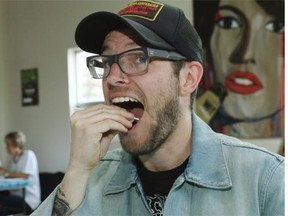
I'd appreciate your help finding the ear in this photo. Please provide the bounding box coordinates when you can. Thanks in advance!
[179,61,203,96]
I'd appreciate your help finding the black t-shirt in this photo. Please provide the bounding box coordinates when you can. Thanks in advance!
[136,157,189,216]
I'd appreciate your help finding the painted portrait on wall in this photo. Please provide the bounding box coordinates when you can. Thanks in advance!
[194,0,284,138]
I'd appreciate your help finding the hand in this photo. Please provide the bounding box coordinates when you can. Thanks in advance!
[56,104,134,211]
[68,104,134,172]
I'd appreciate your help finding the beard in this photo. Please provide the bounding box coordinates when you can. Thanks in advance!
[119,88,181,156]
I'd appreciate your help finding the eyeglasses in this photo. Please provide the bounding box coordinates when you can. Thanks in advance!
[86,47,186,79]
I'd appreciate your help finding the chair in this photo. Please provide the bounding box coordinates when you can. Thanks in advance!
[39,172,64,201]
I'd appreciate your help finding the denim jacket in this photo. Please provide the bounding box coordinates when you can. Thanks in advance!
[33,114,284,216]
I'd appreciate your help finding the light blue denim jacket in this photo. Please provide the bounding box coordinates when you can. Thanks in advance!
[33,114,284,216]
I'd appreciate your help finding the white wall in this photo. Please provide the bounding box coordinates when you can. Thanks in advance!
[0,1,8,164]
[1,0,194,172]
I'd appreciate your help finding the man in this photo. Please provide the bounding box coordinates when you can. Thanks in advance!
[33,1,284,215]
[0,131,40,215]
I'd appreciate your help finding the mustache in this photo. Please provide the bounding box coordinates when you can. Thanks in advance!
[108,86,144,101]
[108,86,133,93]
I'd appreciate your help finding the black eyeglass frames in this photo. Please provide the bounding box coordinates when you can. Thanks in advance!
[86,47,186,79]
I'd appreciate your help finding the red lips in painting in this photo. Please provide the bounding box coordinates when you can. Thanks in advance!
[225,71,263,94]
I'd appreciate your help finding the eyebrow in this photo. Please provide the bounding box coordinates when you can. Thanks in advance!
[217,5,245,19]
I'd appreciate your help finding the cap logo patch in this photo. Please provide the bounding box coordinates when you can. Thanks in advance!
[118,0,164,21]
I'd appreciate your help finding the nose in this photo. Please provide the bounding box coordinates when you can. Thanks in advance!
[106,63,129,85]
[229,25,256,64]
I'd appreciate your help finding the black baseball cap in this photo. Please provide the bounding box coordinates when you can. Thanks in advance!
[75,0,203,63]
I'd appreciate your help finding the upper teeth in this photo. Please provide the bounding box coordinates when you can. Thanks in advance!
[235,78,253,86]
[112,97,139,103]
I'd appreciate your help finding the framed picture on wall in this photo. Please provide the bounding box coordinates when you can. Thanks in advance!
[193,0,284,139]
[21,68,39,106]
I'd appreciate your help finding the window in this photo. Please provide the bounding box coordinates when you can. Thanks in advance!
[67,48,121,149]
[68,48,104,114]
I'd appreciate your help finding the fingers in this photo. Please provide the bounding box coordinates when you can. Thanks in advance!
[71,104,134,132]
[68,104,133,170]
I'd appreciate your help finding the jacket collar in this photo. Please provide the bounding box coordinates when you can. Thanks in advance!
[184,113,232,189]
[104,113,232,195]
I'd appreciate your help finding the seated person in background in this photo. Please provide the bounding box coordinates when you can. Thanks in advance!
[0,131,41,215]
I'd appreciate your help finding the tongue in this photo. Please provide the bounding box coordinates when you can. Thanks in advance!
[128,107,143,119]
[114,101,144,119]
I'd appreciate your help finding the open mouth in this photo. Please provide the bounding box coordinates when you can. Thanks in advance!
[112,97,144,125]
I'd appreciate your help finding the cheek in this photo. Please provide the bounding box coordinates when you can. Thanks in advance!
[143,62,177,94]
[256,34,283,87]
[141,78,165,107]
[210,29,236,75]
[256,34,283,72]
[102,83,110,104]
[139,74,178,110]
[210,28,238,53]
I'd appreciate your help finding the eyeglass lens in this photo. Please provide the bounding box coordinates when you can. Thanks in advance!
[89,49,149,79]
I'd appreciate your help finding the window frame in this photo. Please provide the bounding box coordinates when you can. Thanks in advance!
[67,47,104,114]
